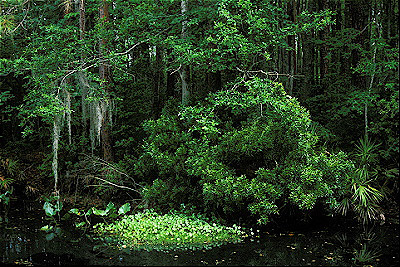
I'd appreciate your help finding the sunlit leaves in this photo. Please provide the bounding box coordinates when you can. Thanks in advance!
[67,201,136,231]
[137,77,354,224]
[43,201,56,217]
[118,203,131,215]
[92,209,245,251]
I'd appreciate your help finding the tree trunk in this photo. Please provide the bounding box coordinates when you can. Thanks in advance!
[287,0,298,95]
[79,0,86,41]
[318,0,328,81]
[365,0,380,140]
[99,0,114,162]
[78,0,88,131]
[152,46,162,118]
[180,0,190,105]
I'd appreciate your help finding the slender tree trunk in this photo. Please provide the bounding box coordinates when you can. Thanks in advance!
[318,0,328,81]
[99,0,114,162]
[99,0,110,88]
[78,0,89,132]
[287,0,297,95]
[166,48,177,100]
[180,0,190,105]
[340,0,345,30]
[152,46,162,118]
[365,1,380,140]
[79,0,86,41]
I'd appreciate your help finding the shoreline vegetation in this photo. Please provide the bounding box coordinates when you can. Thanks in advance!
[92,209,246,252]
[0,0,398,262]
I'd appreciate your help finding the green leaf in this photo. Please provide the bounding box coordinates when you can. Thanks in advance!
[69,208,81,215]
[93,208,108,216]
[85,208,93,216]
[75,221,86,228]
[118,203,131,215]
[54,201,63,212]
[40,225,53,232]
[54,227,62,235]
[106,202,116,212]
[43,202,56,217]
[45,233,55,241]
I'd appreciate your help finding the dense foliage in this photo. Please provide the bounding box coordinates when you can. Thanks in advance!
[0,0,398,228]
[136,78,355,224]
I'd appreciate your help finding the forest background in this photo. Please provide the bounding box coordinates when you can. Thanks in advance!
[0,0,398,227]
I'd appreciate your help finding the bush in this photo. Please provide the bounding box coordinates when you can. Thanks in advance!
[135,77,355,224]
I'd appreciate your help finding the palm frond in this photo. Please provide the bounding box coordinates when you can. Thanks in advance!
[354,137,380,166]
[336,197,351,216]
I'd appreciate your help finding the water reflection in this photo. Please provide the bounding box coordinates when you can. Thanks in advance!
[1,204,399,266]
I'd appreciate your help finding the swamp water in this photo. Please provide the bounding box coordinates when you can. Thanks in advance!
[1,202,399,266]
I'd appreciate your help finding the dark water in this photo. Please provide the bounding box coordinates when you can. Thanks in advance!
[1,202,399,266]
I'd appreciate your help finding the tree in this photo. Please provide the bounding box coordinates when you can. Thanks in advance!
[1,0,397,221]
[135,77,355,224]
[98,0,114,162]
[179,0,190,105]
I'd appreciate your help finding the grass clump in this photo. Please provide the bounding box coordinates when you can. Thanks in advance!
[92,209,245,251]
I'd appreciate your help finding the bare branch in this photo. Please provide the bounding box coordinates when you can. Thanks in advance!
[236,67,304,80]
[87,175,142,194]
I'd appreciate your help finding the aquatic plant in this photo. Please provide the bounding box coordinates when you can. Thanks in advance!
[40,194,64,240]
[353,243,381,264]
[42,194,63,221]
[92,209,245,251]
[69,201,131,228]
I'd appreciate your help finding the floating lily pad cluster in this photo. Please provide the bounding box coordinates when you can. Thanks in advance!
[92,209,245,251]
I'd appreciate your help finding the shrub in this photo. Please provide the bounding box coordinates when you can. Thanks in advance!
[135,77,355,224]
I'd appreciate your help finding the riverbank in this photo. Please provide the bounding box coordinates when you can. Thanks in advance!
[1,200,399,266]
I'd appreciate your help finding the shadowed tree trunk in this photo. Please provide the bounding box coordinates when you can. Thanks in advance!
[179,0,190,105]
[318,0,328,81]
[152,46,163,118]
[99,0,114,162]
[287,0,297,95]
